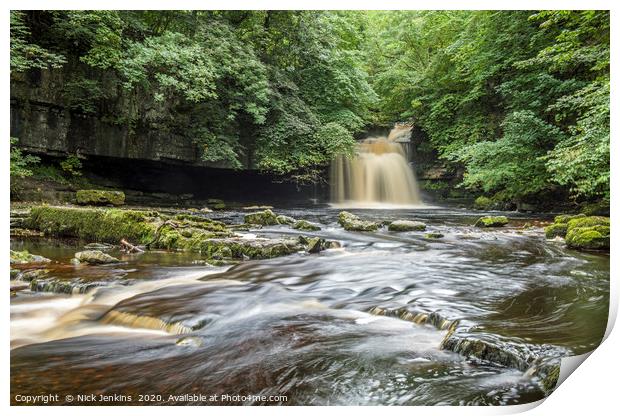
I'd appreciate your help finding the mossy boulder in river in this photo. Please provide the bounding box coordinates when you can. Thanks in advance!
[74,250,120,265]
[338,211,378,231]
[26,206,160,244]
[76,190,125,206]
[474,216,509,227]
[276,215,296,225]
[544,223,568,239]
[293,220,321,231]
[565,216,610,250]
[554,213,586,224]
[244,209,279,226]
[388,220,426,232]
[10,250,50,265]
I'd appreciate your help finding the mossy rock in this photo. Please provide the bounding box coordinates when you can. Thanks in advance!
[473,196,493,210]
[544,223,568,239]
[338,211,378,232]
[565,225,610,250]
[566,216,610,231]
[474,216,509,227]
[554,213,586,224]
[276,215,296,225]
[76,190,125,206]
[26,206,160,244]
[244,209,279,226]
[293,220,321,231]
[388,220,426,232]
[206,199,226,210]
[425,232,444,239]
[10,249,50,265]
[74,250,120,264]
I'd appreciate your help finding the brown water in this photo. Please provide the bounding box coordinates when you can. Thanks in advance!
[330,125,422,207]
[10,207,609,405]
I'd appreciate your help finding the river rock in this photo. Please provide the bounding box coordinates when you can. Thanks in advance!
[206,199,226,210]
[74,250,120,264]
[276,215,296,225]
[293,219,321,231]
[244,209,279,226]
[306,237,324,253]
[544,223,568,239]
[474,216,509,227]
[76,189,125,206]
[425,232,444,239]
[338,211,378,231]
[388,220,426,232]
[10,250,50,265]
[565,216,610,250]
[554,213,586,224]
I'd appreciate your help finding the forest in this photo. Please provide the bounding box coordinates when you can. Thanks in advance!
[9,10,612,407]
[11,10,609,205]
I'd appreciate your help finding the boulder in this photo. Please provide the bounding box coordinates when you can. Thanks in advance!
[544,223,568,239]
[474,216,509,227]
[565,216,610,250]
[276,215,296,225]
[10,250,50,265]
[74,250,120,264]
[388,220,426,232]
[425,232,444,239]
[76,190,125,206]
[244,209,279,226]
[293,220,321,231]
[306,237,324,254]
[554,213,586,224]
[338,211,378,232]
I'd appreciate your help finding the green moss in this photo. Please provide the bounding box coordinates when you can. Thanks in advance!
[76,189,125,206]
[338,211,378,231]
[292,220,321,231]
[566,216,610,231]
[244,209,279,225]
[27,206,159,244]
[474,216,509,227]
[565,225,610,250]
[425,232,444,239]
[10,249,50,264]
[554,213,586,224]
[473,196,493,210]
[544,223,568,239]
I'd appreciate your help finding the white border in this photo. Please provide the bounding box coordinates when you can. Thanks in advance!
[2,1,617,415]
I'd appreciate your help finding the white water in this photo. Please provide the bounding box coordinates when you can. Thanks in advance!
[330,125,423,208]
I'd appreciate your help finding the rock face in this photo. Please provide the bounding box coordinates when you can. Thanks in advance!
[244,209,279,226]
[388,220,426,232]
[292,220,321,231]
[565,216,610,250]
[74,250,120,264]
[474,216,509,227]
[10,250,50,265]
[338,211,378,231]
[76,190,125,206]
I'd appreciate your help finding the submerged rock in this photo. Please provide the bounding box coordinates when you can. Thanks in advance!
[84,242,115,251]
[76,189,125,206]
[244,209,279,226]
[74,250,120,265]
[10,250,50,265]
[293,219,321,231]
[338,211,378,231]
[565,216,610,250]
[474,216,509,227]
[388,220,426,232]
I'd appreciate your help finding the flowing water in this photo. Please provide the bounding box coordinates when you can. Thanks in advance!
[10,207,609,405]
[330,125,422,207]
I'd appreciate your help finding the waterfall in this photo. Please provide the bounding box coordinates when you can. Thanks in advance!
[330,125,422,207]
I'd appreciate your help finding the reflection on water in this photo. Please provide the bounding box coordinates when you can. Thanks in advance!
[10,207,609,405]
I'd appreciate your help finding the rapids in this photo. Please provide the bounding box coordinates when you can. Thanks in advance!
[10,207,609,405]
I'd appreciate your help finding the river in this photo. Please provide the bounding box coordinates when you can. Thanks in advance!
[10,206,609,405]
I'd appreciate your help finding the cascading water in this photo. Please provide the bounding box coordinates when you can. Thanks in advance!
[330,125,422,207]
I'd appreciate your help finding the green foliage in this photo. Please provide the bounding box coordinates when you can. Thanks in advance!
[63,78,106,114]
[10,11,66,72]
[366,10,609,204]
[10,138,40,180]
[60,155,83,176]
